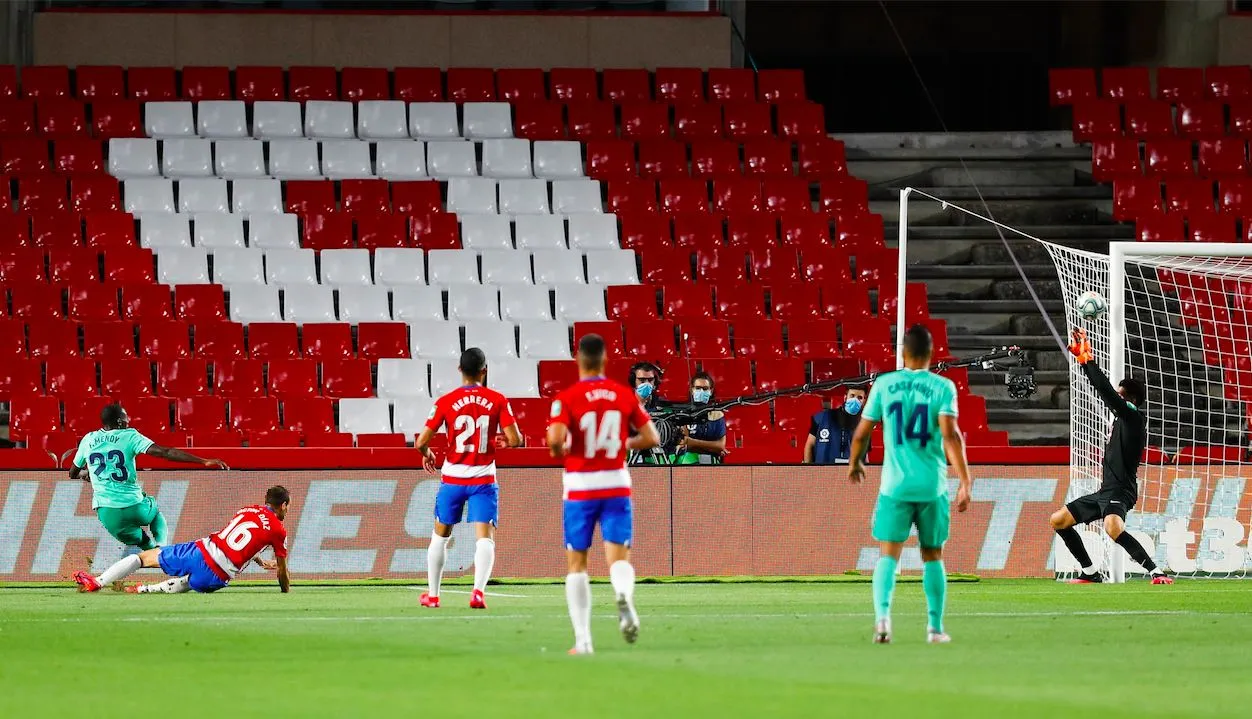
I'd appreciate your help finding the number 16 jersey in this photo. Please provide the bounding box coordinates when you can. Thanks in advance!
[425,385,517,484]
[861,368,959,502]
[549,377,651,500]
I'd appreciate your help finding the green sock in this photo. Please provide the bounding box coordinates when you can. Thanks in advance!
[149,510,169,547]
[872,555,898,623]
[923,560,947,633]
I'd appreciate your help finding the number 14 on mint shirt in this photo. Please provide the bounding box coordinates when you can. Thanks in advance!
[861,368,958,503]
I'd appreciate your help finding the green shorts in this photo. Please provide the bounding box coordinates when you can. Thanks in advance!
[96,496,159,548]
[872,494,950,548]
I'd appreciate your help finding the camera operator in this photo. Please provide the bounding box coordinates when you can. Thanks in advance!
[673,372,726,465]
[628,362,671,464]
[804,384,870,465]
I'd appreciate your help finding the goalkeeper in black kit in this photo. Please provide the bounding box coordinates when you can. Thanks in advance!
[1049,329,1173,585]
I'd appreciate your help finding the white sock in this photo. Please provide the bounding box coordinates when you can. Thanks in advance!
[1150,567,1165,576]
[609,560,635,602]
[1080,564,1095,575]
[427,533,448,598]
[565,572,592,648]
[473,538,495,592]
[138,576,190,594]
[96,554,142,586]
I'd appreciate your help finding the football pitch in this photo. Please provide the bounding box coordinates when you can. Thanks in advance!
[0,580,1247,718]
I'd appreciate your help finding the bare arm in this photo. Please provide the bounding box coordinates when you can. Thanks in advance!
[414,427,439,473]
[803,434,816,464]
[681,431,725,454]
[501,423,523,448]
[275,555,290,593]
[146,445,228,469]
[547,422,569,457]
[69,465,86,480]
[626,421,660,452]
[939,414,972,512]
[847,417,876,481]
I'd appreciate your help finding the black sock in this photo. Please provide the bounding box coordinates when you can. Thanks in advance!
[1056,527,1094,571]
[1114,532,1159,573]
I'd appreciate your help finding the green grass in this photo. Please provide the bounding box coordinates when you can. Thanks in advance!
[0,580,1247,718]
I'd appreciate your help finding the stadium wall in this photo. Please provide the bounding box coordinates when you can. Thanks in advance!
[32,10,731,69]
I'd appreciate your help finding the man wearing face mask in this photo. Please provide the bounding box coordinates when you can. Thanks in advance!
[804,385,870,465]
[674,372,726,465]
[629,362,667,411]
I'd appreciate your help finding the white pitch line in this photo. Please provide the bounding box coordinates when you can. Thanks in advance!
[413,588,531,599]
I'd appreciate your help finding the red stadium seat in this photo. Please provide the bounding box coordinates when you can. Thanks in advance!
[762,178,809,214]
[697,248,748,283]
[822,284,873,322]
[85,212,135,249]
[655,68,704,103]
[603,69,651,103]
[690,140,741,178]
[175,285,226,322]
[321,358,374,398]
[20,176,68,213]
[181,66,231,101]
[448,68,496,103]
[496,68,545,102]
[585,139,636,179]
[659,178,708,214]
[302,212,354,251]
[538,359,579,398]
[10,283,62,319]
[1144,140,1193,179]
[1157,67,1204,102]
[713,178,763,214]
[45,357,98,398]
[776,102,824,139]
[750,246,800,284]
[549,68,597,103]
[639,248,693,284]
[842,317,893,358]
[90,100,143,139]
[754,355,804,392]
[1123,100,1175,139]
[744,139,793,178]
[229,397,281,435]
[303,431,354,447]
[1232,104,1252,143]
[1,139,50,174]
[726,212,777,248]
[619,102,669,140]
[64,396,114,435]
[674,103,722,141]
[811,357,862,385]
[356,213,408,250]
[29,213,80,250]
[1164,179,1215,217]
[357,322,409,360]
[124,396,173,433]
[340,67,390,102]
[788,318,841,358]
[778,213,831,248]
[75,65,125,101]
[103,248,155,285]
[138,320,191,360]
[773,395,823,434]
[800,247,853,284]
[707,68,754,104]
[9,397,62,440]
[700,358,753,396]
[301,323,355,360]
[1206,65,1252,101]
[157,358,209,397]
[22,66,70,99]
[54,138,104,175]
[0,215,30,248]
[855,248,897,285]
[1072,100,1121,142]
[1189,214,1237,243]
[288,66,338,101]
[1219,178,1252,216]
[67,283,118,321]
[248,430,303,447]
[193,322,246,362]
[47,248,99,284]
[267,359,318,399]
[566,101,616,141]
[0,318,26,357]
[212,359,265,398]
[663,284,715,320]
[410,213,461,250]
[341,179,391,214]
[879,282,930,326]
[235,66,285,102]
[100,358,153,397]
[622,319,678,359]
[672,212,724,250]
[127,67,177,101]
[731,318,785,360]
[285,180,336,215]
[281,396,336,434]
[769,284,821,320]
[509,397,550,439]
[680,319,732,358]
[618,211,672,251]
[757,70,805,103]
[1048,68,1097,106]
[1136,212,1186,242]
[723,402,772,436]
[957,395,990,433]
[175,396,228,434]
[513,101,565,141]
[1177,102,1226,139]
[1091,139,1143,182]
[0,99,34,136]
[715,283,766,320]
[819,179,868,220]
[1102,67,1150,101]
[572,323,621,359]
[0,359,42,398]
[249,322,300,360]
[391,181,442,215]
[638,139,689,179]
[606,285,660,320]
[723,103,773,140]
[1113,178,1163,222]
[393,67,441,102]
[1198,139,1248,179]
[38,99,88,138]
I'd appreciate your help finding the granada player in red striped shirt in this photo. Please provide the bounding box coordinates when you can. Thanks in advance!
[547,334,659,655]
[415,347,523,610]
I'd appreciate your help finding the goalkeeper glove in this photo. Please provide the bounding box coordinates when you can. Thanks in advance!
[1068,329,1093,365]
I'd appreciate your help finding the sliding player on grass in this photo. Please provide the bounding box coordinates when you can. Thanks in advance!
[415,347,523,610]
[1050,329,1172,585]
[547,334,659,655]
[74,485,291,594]
[849,325,972,645]
[70,403,228,552]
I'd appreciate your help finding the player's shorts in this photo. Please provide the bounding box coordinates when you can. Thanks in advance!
[563,497,632,552]
[434,482,499,526]
[157,541,228,593]
[96,496,160,547]
[872,493,950,548]
[1067,488,1137,524]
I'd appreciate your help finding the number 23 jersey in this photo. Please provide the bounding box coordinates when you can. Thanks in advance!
[72,428,155,509]
[425,386,517,484]
[861,368,959,502]
[549,378,652,499]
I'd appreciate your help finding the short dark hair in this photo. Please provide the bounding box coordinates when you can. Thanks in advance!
[266,485,291,508]
[846,385,868,397]
[903,324,933,360]
[100,403,126,429]
[577,334,606,370]
[690,371,714,394]
[459,347,487,378]
[1119,377,1146,407]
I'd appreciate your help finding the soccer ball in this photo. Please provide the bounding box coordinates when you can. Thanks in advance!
[1075,290,1107,319]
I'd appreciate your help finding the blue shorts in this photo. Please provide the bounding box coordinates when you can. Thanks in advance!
[563,496,632,552]
[434,482,499,526]
[157,541,229,593]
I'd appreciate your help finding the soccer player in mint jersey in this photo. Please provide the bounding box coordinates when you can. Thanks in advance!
[69,403,229,551]
[848,325,972,645]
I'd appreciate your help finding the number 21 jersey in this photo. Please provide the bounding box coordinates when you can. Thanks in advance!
[425,386,517,484]
[549,377,651,500]
[861,368,958,502]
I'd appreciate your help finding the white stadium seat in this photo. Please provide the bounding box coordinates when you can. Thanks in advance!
[252,101,304,140]
[232,179,284,216]
[145,101,195,139]
[177,179,229,214]
[337,398,393,436]
[377,358,430,400]
[391,285,445,322]
[498,179,550,216]
[374,248,427,286]
[124,179,175,215]
[268,140,321,179]
[462,102,513,139]
[265,248,318,287]
[212,248,266,286]
[428,359,463,398]
[480,250,533,285]
[193,214,246,250]
[585,249,638,285]
[156,247,210,285]
[426,141,478,179]
[213,140,266,179]
[533,141,585,179]
[463,320,517,358]
[376,140,427,180]
[393,396,437,440]
[337,285,393,322]
[197,100,248,139]
[487,358,540,397]
[247,213,300,249]
[320,248,374,287]
[567,214,620,250]
[448,285,501,322]
[551,179,604,215]
[140,215,192,249]
[500,285,553,322]
[281,285,336,323]
[519,320,573,359]
[459,215,514,251]
[228,284,281,323]
[408,103,460,139]
[446,178,497,215]
[305,101,356,139]
[531,249,585,285]
[162,141,216,180]
[321,140,374,179]
[107,138,158,178]
[481,139,533,179]
[514,215,567,250]
[554,284,607,321]
[427,249,480,286]
[409,320,462,359]
[358,101,408,140]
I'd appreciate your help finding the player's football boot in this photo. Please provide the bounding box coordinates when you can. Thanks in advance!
[616,594,640,644]
[1151,574,1174,585]
[469,589,487,609]
[72,570,101,593]
[1068,571,1103,584]
[123,584,141,594]
[927,631,952,644]
[568,643,594,656]
[419,593,440,608]
[872,619,891,644]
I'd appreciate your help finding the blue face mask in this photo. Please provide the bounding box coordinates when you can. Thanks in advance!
[692,389,711,404]
[636,382,654,400]
[844,398,863,415]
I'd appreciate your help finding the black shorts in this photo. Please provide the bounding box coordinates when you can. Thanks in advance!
[1067,488,1137,524]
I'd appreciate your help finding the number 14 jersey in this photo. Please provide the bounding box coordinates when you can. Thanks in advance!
[425,385,517,484]
[861,368,959,502]
[549,377,652,500]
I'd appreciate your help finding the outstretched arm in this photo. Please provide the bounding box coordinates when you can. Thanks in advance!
[145,444,229,469]
[1069,330,1135,420]
[275,555,290,593]
[939,415,972,512]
